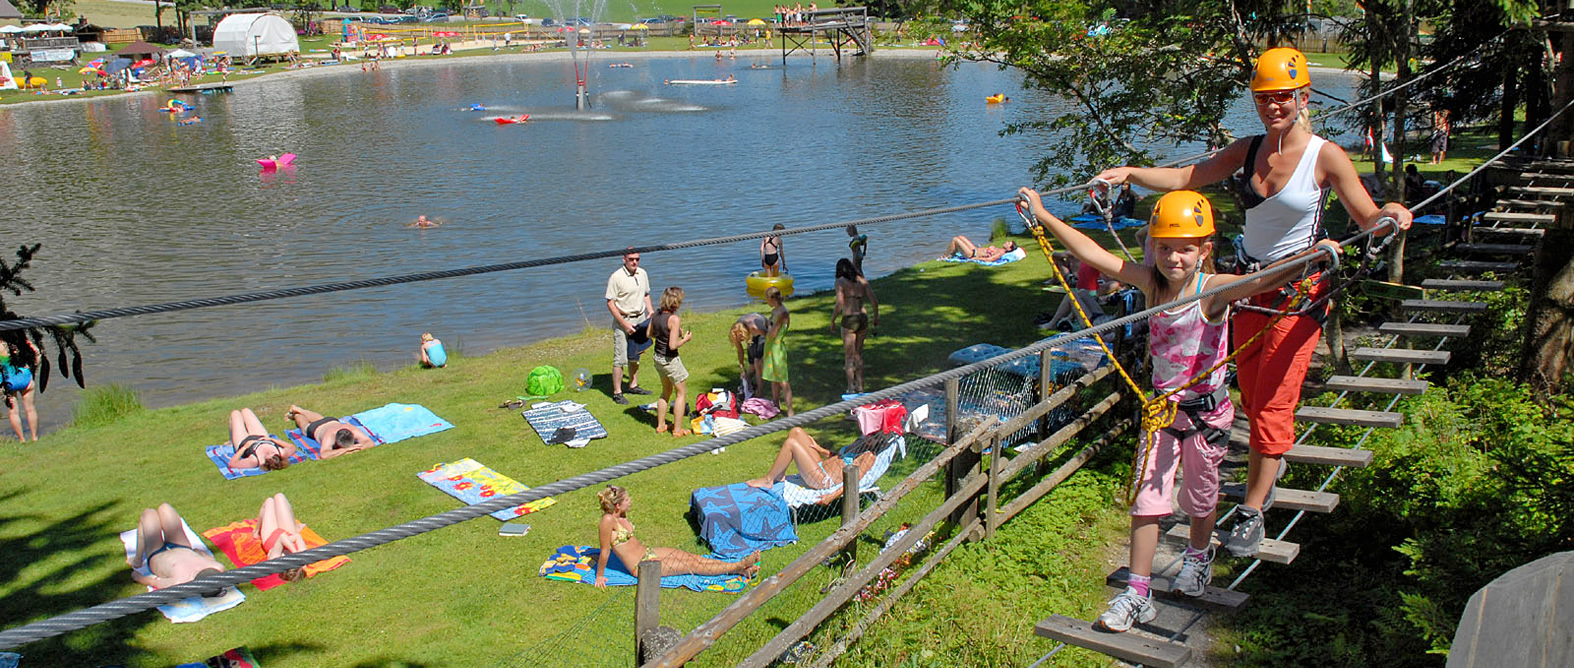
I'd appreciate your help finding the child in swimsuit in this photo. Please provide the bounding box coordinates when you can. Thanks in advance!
[593,485,759,588]
[1020,187,1340,633]
[759,223,786,276]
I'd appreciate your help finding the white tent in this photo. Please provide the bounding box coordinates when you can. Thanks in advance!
[212,13,299,58]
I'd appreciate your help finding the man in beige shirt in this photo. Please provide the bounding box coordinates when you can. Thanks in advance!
[605,249,654,404]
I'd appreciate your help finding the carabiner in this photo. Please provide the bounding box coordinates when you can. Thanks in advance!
[1015,196,1038,230]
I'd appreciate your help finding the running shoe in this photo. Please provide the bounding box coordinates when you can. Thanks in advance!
[1174,547,1215,597]
[612,393,629,405]
[1223,506,1265,558]
[1094,587,1156,633]
[626,386,653,395]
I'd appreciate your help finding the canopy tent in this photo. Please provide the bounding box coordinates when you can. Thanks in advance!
[117,40,165,59]
[0,25,21,34]
[212,13,298,59]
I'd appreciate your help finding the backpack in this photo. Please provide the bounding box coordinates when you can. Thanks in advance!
[526,365,565,395]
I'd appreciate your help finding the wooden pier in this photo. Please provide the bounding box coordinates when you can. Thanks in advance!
[779,6,872,63]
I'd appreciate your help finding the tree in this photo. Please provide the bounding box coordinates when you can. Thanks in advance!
[0,245,96,397]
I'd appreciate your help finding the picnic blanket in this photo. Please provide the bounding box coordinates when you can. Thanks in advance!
[1069,213,1147,230]
[417,458,557,520]
[205,438,309,481]
[940,247,1027,266]
[118,521,246,622]
[201,519,350,591]
[689,482,798,557]
[351,403,453,443]
[522,400,608,446]
[538,545,749,593]
[1416,214,1446,225]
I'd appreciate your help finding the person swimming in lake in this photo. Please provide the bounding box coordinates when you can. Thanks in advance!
[408,215,441,228]
[594,485,759,588]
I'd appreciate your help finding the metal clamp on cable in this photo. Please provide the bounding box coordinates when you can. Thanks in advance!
[1086,178,1113,221]
[1015,195,1039,231]
[1364,216,1399,262]
[1317,243,1341,274]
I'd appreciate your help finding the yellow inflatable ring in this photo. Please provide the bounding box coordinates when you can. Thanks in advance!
[985,94,1005,104]
[745,271,794,299]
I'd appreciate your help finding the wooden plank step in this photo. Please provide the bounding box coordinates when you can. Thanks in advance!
[1418,279,1502,292]
[1296,406,1404,428]
[1454,243,1536,256]
[1515,171,1574,181]
[1510,185,1574,196]
[1401,299,1488,314]
[1164,524,1299,564]
[1322,375,1430,394]
[1494,198,1565,210]
[1034,615,1191,668]
[1379,321,1473,337]
[1438,260,1520,273]
[1351,347,1452,365]
[1482,211,1556,224]
[1283,444,1373,468]
[1220,483,1340,513]
[1107,567,1250,609]
[1473,227,1545,238]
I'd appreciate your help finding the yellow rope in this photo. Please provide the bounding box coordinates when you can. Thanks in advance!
[1017,203,1314,503]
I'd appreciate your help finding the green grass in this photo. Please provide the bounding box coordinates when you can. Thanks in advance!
[70,384,145,429]
[0,235,1136,666]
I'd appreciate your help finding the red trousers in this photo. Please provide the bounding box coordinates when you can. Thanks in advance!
[1232,278,1327,456]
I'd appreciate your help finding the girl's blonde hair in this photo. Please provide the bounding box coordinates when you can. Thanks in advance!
[658,286,684,313]
[729,321,748,344]
[421,332,435,342]
[764,286,783,304]
[597,485,629,514]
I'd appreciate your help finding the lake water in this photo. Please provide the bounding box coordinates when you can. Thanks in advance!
[0,52,1363,428]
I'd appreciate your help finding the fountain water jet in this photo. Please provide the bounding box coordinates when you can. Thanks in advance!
[539,0,610,110]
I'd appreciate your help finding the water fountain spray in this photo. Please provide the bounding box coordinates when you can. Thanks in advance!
[540,0,610,110]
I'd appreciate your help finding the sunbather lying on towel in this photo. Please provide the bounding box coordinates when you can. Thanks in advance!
[745,427,880,491]
[129,503,227,591]
[254,492,308,581]
[945,236,1017,262]
[595,485,760,588]
[286,404,375,459]
[227,408,297,471]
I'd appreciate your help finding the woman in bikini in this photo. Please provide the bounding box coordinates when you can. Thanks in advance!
[744,427,879,491]
[226,408,297,471]
[128,503,228,591]
[945,235,1017,262]
[830,258,879,394]
[254,492,308,581]
[593,485,760,588]
[286,405,375,460]
[759,223,787,276]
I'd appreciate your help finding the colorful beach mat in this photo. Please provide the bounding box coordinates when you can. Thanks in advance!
[202,518,350,591]
[351,403,453,443]
[206,438,311,481]
[417,458,556,520]
[940,247,1027,266]
[118,521,246,622]
[538,545,749,593]
[522,401,608,446]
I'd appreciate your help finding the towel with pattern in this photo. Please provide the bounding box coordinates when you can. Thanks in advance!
[522,401,608,445]
[201,519,351,591]
[538,545,749,593]
[940,247,1027,266]
[118,522,246,622]
[417,458,557,520]
[351,403,453,443]
[689,482,798,557]
[206,438,310,480]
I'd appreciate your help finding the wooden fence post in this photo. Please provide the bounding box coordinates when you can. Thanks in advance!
[1037,349,1055,477]
[841,464,861,565]
[943,377,983,539]
[635,560,661,666]
[985,432,1002,539]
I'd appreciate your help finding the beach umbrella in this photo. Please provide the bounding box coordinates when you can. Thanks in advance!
[104,57,132,74]
[168,49,196,58]
[577,27,589,33]
[747,18,766,25]
[630,23,648,29]
[58,23,74,32]
[77,66,96,74]
[0,26,22,34]
[22,24,49,33]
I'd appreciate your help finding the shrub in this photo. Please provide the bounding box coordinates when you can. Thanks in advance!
[71,384,144,428]
[323,360,377,383]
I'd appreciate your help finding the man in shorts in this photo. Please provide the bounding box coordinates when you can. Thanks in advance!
[605,249,654,405]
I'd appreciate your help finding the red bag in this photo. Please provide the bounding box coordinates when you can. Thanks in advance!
[853,399,908,436]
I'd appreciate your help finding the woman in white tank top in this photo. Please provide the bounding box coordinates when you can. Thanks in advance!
[1092,47,1414,559]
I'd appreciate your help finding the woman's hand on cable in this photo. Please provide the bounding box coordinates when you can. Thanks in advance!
[1093,167,1134,188]
[1377,202,1414,231]
[1016,187,1045,214]
[1313,239,1343,266]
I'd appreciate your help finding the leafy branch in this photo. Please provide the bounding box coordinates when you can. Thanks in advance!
[1,244,96,393]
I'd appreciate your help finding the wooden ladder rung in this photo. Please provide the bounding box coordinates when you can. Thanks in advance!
[1454,243,1537,255]
[1510,185,1574,196]
[1322,375,1430,395]
[1494,198,1565,210]
[1438,260,1520,273]
[1417,279,1502,293]
[1378,321,1472,337]
[1473,227,1546,238]
[1220,483,1339,513]
[1401,299,1488,314]
[1351,347,1452,365]
[1482,211,1556,224]
[1283,444,1373,468]
[1107,567,1250,609]
[1164,524,1300,564]
[1296,406,1404,428]
[1034,615,1191,668]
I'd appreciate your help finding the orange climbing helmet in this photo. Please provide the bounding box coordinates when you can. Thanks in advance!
[1251,47,1310,92]
[1148,191,1216,239]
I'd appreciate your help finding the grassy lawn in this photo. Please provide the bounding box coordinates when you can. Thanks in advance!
[0,224,1136,666]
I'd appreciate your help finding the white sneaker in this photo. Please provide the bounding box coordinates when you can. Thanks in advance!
[1174,548,1214,597]
[1094,587,1156,633]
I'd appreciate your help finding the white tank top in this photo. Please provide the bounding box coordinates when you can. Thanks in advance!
[1243,135,1328,263]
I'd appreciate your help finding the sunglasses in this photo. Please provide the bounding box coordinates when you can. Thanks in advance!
[1253,90,1297,106]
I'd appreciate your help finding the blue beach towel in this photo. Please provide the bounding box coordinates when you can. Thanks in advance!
[538,545,750,593]
[940,247,1027,266]
[1069,213,1147,231]
[690,482,798,558]
[205,438,309,480]
[351,403,453,443]
[1415,214,1446,225]
[523,401,608,445]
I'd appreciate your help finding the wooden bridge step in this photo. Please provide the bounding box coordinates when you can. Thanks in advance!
[1282,445,1373,468]
[1378,321,1473,337]
[1473,227,1545,238]
[1454,243,1536,256]
[1322,375,1430,395]
[1438,260,1520,273]
[1164,524,1299,564]
[1417,279,1502,292]
[1401,299,1488,314]
[1482,211,1556,224]
[1034,615,1191,668]
[1351,347,1452,365]
[1107,567,1250,609]
[1220,483,1340,513]
[1509,185,1574,196]
[1494,199,1565,210]
[1296,406,1404,428]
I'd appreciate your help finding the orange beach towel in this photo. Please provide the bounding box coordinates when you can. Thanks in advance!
[203,519,350,591]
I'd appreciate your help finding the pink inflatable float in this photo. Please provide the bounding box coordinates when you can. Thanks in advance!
[257,153,296,170]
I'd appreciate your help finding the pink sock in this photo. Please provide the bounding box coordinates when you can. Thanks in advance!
[1128,573,1151,597]
[1185,545,1212,561]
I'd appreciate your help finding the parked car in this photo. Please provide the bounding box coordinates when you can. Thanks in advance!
[514,13,530,20]
[379,5,401,13]
[568,17,593,26]
[424,12,448,21]
[541,17,557,26]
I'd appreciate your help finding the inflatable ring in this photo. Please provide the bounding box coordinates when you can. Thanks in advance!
[985,94,1006,104]
[745,271,794,300]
